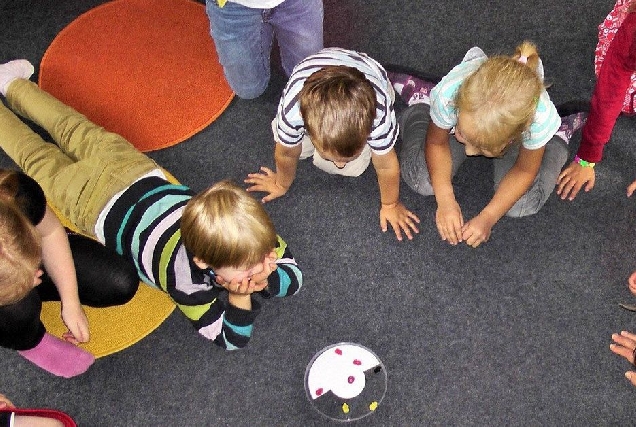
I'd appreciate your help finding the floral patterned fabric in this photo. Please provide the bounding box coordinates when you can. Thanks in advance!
[596,0,636,113]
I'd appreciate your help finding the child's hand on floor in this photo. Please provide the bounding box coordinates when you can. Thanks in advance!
[435,198,464,245]
[557,161,596,201]
[245,167,289,202]
[610,330,636,386]
[380,202,420,241]
[461,213,494,248]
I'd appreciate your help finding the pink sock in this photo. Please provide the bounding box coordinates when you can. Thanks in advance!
[18,333,94,378]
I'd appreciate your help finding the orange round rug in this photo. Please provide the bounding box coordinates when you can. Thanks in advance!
[39,0,234,152]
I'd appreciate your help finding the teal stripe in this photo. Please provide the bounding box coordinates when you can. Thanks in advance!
[276,268,293,296]
[223,319,253,337]
[115,184,189,254]
[114,184,189,280]
[130,193,191,268]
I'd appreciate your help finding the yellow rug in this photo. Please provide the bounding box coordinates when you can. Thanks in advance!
[41,180,177,358]
[40,285,175,358]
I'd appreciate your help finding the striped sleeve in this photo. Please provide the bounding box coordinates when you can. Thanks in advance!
[262,235,302,298]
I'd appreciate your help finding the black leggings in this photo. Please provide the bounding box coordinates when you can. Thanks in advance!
[0,233,139,350]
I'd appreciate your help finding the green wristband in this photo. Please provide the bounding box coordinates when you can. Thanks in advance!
[574,155,595,168]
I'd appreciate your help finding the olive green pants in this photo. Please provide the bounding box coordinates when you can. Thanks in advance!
[0,79,157,236]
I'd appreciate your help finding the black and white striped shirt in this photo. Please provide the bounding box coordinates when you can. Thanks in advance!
[275,47,397,155]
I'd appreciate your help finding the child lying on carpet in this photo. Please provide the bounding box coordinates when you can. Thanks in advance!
[0,393,76,427]
[0,60,302,351]
[0,167,139,378]
[245,47,420,242]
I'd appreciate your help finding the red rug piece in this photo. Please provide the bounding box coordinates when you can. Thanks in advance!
[39,0,234,152]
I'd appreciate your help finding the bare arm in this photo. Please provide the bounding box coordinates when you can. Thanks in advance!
[372,149,420,241]
[37,206,89,343]
[462,146,544,247]
[425,122,464,245]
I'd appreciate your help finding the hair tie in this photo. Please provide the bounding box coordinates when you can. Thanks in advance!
[517,55,528,64]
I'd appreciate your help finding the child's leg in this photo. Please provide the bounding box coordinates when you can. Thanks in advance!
[0,290,93,378]
[35,233,139,307]
[398,104,466,196]
[205,0,273,99]
[271,0,324,76]
[0,91,77,188]
[0,290,46,350]
[6,79,149,167]
[386,66,440,106]
[3,79,157,234]
[494,137,568,218]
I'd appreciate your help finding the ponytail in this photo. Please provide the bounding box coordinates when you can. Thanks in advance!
[513,41,540,74]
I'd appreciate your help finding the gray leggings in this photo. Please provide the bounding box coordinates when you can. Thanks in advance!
[398,104,568,218]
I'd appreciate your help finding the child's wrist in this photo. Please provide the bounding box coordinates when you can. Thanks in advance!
[574,155,595,168]
[381,201,399,209]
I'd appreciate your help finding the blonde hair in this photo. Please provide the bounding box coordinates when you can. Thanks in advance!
[0,170,42,305]
[180,180,277,270]
[299,65,376,157]
[455,41,544,152]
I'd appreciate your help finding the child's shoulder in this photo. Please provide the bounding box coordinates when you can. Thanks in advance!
[433,47,487,99]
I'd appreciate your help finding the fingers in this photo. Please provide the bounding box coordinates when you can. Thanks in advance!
[244,167,275,193]
[557,176,582,201]
[463,231,486,248]
[626,371,636,386]
[63,331,80,345]
[437,216,463,245]
[397,214,420,241]
[628,272,636,294]
[381,206,421,241]
[620,330,636,341]
[261,193,278,203]
[610,331,636,363]
[627,179,636,197]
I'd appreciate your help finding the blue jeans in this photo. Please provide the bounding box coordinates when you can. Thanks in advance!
[398,104,569,218]
[206,0,324,99]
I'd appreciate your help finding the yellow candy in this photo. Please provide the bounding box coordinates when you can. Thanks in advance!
[342,403,350,414]
[369,401,378,411]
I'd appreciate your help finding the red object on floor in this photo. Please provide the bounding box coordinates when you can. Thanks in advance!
[1,408,77,426]
[39,0,234,152]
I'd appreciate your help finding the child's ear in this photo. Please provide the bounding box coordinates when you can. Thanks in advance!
[192,257,210,270]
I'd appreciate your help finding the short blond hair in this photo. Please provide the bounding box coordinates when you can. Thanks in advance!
[180,180,277,270]
[299,65,376,157]
[0,198,41,306]
[456,41,544,152]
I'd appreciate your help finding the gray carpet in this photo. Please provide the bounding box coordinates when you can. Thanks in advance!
[1,0,636,425]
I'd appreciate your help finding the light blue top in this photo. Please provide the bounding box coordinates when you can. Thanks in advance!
[429,47,560,150]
